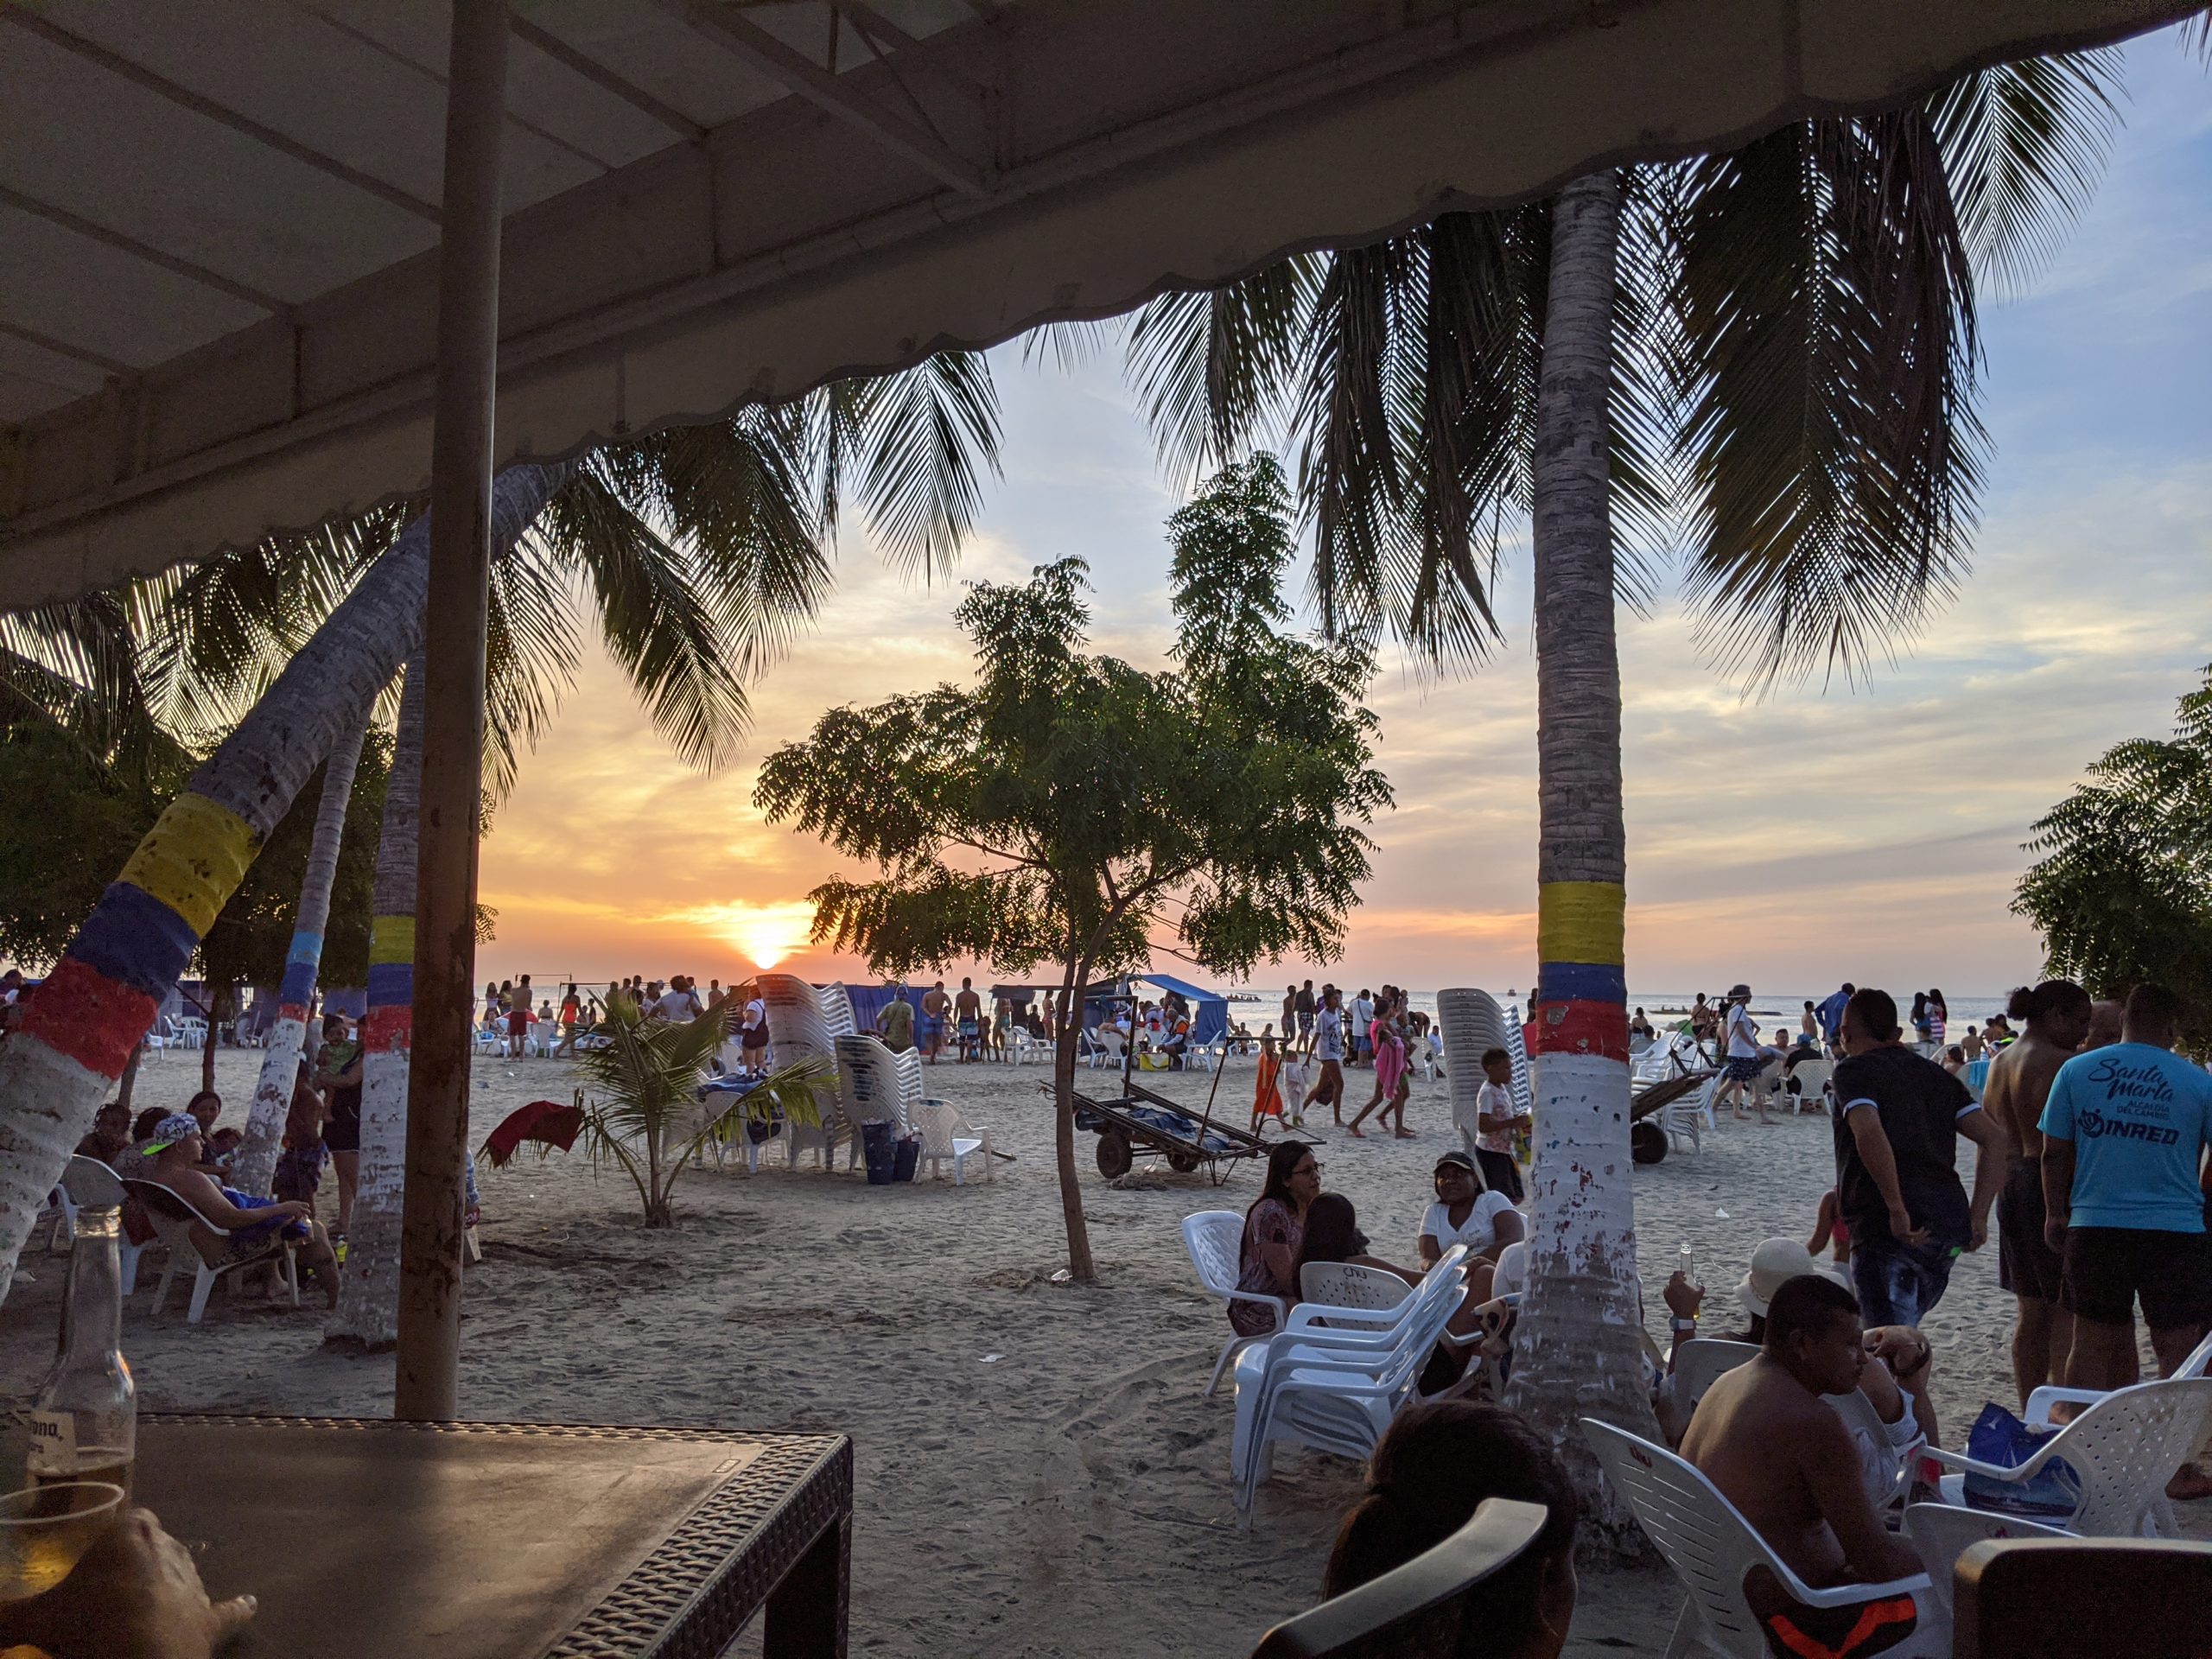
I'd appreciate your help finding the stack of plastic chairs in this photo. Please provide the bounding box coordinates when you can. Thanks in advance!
[834,1033,920,1172]
[720,975,850,1168]
[1499,1002,1533,1116]
[1437,988,1510,1164]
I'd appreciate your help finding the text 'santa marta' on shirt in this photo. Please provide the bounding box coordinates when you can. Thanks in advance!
[1831,1044,1978,1246]
[2038,1042,2212,1234]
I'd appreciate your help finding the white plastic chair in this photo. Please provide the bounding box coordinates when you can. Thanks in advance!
[124,1179,298,1324]
[1298,1261,1413,1320]
[1899,1501,2069,1622]
[1826,1386,1923,1513]
[1670,1338,1760,1429]
[33,1185,78,1252]
[1183,1210,1284,1396]
[173,1015,207,1050]
[1923,1376,2212,1538]
[141,1021,168,1063]
[1086,1027,1128,1069]
[914,1098,992,1185]
[1231,1255,1469,1522]
[1786,1058,1834,1113]
[1582,1417,1948,1659]
[1661,1086,1707,1154]
[2026,1327,2212,1425]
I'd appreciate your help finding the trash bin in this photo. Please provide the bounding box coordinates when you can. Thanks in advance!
[892,1134,921,1183]
[861,1119,897,1185]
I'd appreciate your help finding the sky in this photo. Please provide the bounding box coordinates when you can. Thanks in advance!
[474,35,2212,1003]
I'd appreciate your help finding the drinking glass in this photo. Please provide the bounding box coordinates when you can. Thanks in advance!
[0,1481,124,1600]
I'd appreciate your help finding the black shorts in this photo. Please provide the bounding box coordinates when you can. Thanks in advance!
[2060,1225,2212,1330]
[323,1096,362,1154]
[1474,1147,1523,1205]
[1997,1157,2063,1302]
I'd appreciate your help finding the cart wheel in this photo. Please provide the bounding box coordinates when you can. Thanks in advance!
[1167,1152,1200,1173]
[1630,1119,1668,1165]
[1096,1131,1134,1179]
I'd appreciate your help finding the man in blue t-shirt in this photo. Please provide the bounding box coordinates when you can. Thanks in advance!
[1815,982,1855,1052]
[2038,982,2212,1391]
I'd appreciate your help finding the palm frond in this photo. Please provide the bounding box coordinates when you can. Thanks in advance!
[537,466,754,772]
[481,528,582,801]
[824,350,1003,581]
[1929,50,2122,301]
[1124,258,1320,487]
[1671,112,1985,691]
[1020,319,1115,373]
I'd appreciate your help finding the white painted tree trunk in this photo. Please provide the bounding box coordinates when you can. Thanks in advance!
[327,652,423,1350]
[1500,168,1664,1556]
[234,710,372,1198]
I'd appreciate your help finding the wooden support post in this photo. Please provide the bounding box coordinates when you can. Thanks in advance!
[394,0,508,1423]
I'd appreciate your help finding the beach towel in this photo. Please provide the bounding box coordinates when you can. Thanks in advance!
[480,1099,587,1168]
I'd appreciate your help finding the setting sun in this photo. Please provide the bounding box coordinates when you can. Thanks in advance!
[665,901,820,970]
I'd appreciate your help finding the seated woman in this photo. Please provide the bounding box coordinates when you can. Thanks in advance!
[1229,1141,1320,1338]
[1323,1401,1579,1659]
[141,1114,341,1307]
[1418,1151,1522,1287]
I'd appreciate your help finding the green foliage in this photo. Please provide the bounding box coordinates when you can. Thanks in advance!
[565,991,826,1226]
[756,457,1387,1276]
[757,454,1388,985]
[2014,666,2212,1052]
[0,716,176,968]
[199,728,391,992]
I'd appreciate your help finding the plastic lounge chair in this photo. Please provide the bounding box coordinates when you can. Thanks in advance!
[914,1099,992,1185]
[1954,1535,2212,1659]
[1184,1210,1284,1396]
[1581,1417,1948,1659]
[1245,1497,1550,1659]
[1898,1502,2068,1623]
[1922,1376,2212,1538]
[1298,1262,1413,1324]
[124,1179,298,1324]
[1670,1338,1760,1430]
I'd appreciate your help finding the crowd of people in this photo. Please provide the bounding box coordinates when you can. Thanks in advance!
[1223,972,2212,1611]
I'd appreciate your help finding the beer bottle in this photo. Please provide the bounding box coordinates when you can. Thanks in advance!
[28,1205,135,1496]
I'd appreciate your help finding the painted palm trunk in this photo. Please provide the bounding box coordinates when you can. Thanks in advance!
[1500,168,1663,1550]
[0,518,432,1304]
[234,713,372,1198]
[328,652,423,1347]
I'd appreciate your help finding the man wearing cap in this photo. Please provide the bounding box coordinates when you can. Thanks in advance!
[1681,1274,1927,1589]
[1833,987,2005,1327]
[141,1115,341,1307]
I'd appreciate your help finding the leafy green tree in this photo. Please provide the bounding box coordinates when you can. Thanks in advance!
[2015,665,2212,1054]
[755,457,1388,1279]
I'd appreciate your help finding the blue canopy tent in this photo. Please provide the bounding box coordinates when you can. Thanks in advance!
[842,984,914,1036]
[1132,973,1229,1046]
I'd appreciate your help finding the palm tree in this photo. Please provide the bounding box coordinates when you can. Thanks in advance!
[1108,52,2126,1535]
[232,708,370,1198]
[566,993,823,1228]
[0,358,1003,1306]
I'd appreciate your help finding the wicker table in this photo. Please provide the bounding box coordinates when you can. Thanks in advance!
[134,1414,851,1658]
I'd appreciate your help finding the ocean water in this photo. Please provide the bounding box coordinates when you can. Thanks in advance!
[1225,988,2012,1032]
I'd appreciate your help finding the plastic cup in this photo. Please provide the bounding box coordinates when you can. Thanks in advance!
[0,1481,125,1600]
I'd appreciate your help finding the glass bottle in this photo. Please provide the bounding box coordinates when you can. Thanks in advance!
[27,1205,135,1497]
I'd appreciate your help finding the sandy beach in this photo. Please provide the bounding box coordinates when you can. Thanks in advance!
[9,1039,2203,1655]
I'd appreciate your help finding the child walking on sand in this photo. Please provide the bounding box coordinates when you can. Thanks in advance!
[1250,1031,1285,1135]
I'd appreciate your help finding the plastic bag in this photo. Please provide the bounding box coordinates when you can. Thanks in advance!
[1961,1402,2080,1518]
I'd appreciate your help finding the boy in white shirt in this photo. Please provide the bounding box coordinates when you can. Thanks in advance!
[1471,1047,1528,1201]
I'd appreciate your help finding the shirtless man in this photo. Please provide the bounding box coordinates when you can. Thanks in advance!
[920,981,950,1064]
[1981,980,2093,1403]
[953,977,983,1063]
[1681,1273,1923,1588]
[141,1114,341,1307]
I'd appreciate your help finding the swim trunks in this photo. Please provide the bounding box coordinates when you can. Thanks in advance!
[2062,1226,2212,1329]
[1996,1155,2063,1302]
[1724,1053,1765,1082]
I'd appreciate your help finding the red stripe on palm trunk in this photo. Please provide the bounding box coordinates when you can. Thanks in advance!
[1528,993,1630,1061]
